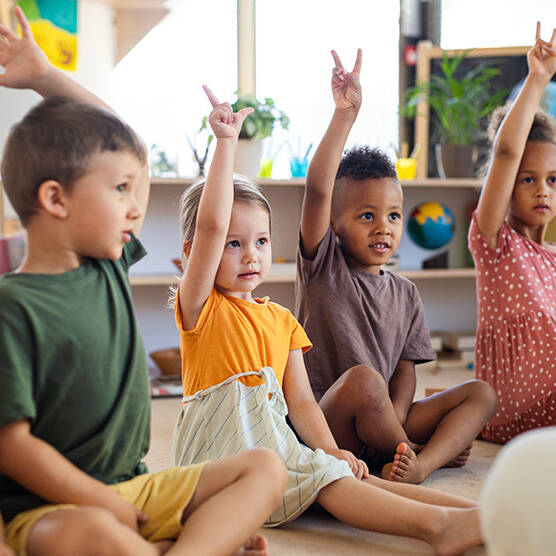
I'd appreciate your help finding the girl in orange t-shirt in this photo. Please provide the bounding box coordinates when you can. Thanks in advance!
[172,81,483,554]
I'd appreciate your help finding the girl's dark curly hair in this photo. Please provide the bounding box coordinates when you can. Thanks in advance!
[487,103,556,144]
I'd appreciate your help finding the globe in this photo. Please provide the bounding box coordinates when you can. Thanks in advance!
[407,202,455,250]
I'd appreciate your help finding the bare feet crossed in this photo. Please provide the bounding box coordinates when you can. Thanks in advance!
[233,534,269,556]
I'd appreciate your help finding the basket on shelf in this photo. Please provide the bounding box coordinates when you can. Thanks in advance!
[149,347,181,376]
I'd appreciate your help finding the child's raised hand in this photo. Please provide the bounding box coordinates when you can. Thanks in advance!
[0,6,51,90]
[527,23,556,80]
[330,48,362,114]
[202,85,254,140]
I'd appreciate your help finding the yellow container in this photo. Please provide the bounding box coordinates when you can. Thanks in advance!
[396,158,417,180]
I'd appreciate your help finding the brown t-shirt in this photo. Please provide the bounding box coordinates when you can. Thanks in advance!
[296,227,435,401]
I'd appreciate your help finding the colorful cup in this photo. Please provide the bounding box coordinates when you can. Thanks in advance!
[396,158,417,180]
[259,157,274,178]
[290,156,309,178]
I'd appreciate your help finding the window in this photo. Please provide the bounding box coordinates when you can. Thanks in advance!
[114,1,400,178]
[441,0,555,49]
[256,0,400,176]
[113,1,237,177]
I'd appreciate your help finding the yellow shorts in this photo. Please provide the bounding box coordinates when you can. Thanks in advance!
[5,463,207,556]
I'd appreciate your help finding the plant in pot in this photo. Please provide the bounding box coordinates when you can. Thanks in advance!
[230,95,289,177]
[402,51,509,178]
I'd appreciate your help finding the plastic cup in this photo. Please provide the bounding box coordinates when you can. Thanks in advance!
[290,156,309,178]
[259,158,273,178]
[396,158,417,180]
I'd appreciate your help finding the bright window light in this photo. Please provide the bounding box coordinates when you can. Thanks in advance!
[113,1,237,177]
[256,0,400,177]
[441,0,556,49]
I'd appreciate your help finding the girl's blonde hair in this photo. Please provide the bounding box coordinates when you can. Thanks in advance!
[178,173,272,266]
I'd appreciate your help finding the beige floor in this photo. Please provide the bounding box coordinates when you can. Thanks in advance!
[146,365,501,555]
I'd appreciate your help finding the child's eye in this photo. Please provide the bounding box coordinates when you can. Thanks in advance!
[360,212,373,221]
[521,177,534,184]
[389,212,401,222]
[256,237,268,246]
[116,183,127,192]
[226,240,240,248]
[548,176,556,185]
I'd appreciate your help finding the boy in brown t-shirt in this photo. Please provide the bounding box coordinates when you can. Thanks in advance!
[296,48,498,484]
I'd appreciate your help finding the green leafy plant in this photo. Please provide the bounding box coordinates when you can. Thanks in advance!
[402,51,509,144]
[231,95,290,140]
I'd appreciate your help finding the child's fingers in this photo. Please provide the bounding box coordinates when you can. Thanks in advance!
[535,21,541,41]
[551,27,556,47]
[351,48,363,75]
[0,22,16,43]
[202,84,220,107]
[237,107,254,120]
[331,49,344,72]
[14,6,33,39]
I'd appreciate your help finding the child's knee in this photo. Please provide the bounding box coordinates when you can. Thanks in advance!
[244,448,287,496]
[468,379,498,416]
[338,365,389,409]
[28,507,128,556]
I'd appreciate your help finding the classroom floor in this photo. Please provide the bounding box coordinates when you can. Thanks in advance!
[145,365,501,555]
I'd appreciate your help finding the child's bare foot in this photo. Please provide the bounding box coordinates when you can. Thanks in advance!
[427,507,483,556]
[233,534,268,556]
[443,445,472,468]
[381,442,426,484]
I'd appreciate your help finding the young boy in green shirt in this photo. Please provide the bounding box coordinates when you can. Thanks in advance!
[0,8,286,555]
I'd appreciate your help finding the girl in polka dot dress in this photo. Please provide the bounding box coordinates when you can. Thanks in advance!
[469,23,556,444]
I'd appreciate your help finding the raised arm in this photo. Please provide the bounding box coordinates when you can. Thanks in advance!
[179,87,253,330]
[300,49,362,258]
[0,7,111,109]
[476,23,556,247]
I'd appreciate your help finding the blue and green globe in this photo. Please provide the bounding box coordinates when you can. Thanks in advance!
[407,202,455,250]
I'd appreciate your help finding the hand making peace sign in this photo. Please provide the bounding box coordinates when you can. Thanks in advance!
[527,22,556,80]
[330,48,362,114]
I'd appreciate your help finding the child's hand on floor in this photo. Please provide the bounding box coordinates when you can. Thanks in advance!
[330,48,362,115]
[202,85,254,140]
[0,6,51,90]
[327,448,369,480]
[527,23,556,79]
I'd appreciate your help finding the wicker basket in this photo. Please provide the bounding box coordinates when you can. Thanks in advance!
[149,347,181,376]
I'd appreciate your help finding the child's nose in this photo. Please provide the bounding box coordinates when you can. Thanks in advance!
[129,196,144,220]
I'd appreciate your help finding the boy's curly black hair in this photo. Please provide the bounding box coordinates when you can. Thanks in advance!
[331,145,399,213]
[336,145,397,181]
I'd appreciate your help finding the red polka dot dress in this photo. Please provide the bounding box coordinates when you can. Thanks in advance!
[468,215,556,444]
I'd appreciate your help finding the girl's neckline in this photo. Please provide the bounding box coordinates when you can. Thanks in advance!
[220,290,270,308]
[507,222,556,256]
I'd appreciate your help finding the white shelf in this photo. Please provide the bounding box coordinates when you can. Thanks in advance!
[129,264,475,286]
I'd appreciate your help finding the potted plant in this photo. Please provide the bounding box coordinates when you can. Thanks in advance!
[402,51,509,178]
[230,95,289,177]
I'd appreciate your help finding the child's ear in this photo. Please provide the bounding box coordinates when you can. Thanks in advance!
[37,180,69,219]
[182,240,192,259]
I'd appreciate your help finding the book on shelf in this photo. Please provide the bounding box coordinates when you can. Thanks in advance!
[440,330,476,351]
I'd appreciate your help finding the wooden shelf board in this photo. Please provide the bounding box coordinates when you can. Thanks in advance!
[129,265,475,286]
[149,177,481,189]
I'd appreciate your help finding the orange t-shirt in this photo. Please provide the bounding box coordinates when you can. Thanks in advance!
[175,288,312,397]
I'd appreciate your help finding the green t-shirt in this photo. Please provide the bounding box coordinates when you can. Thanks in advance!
[0,236,150,522]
